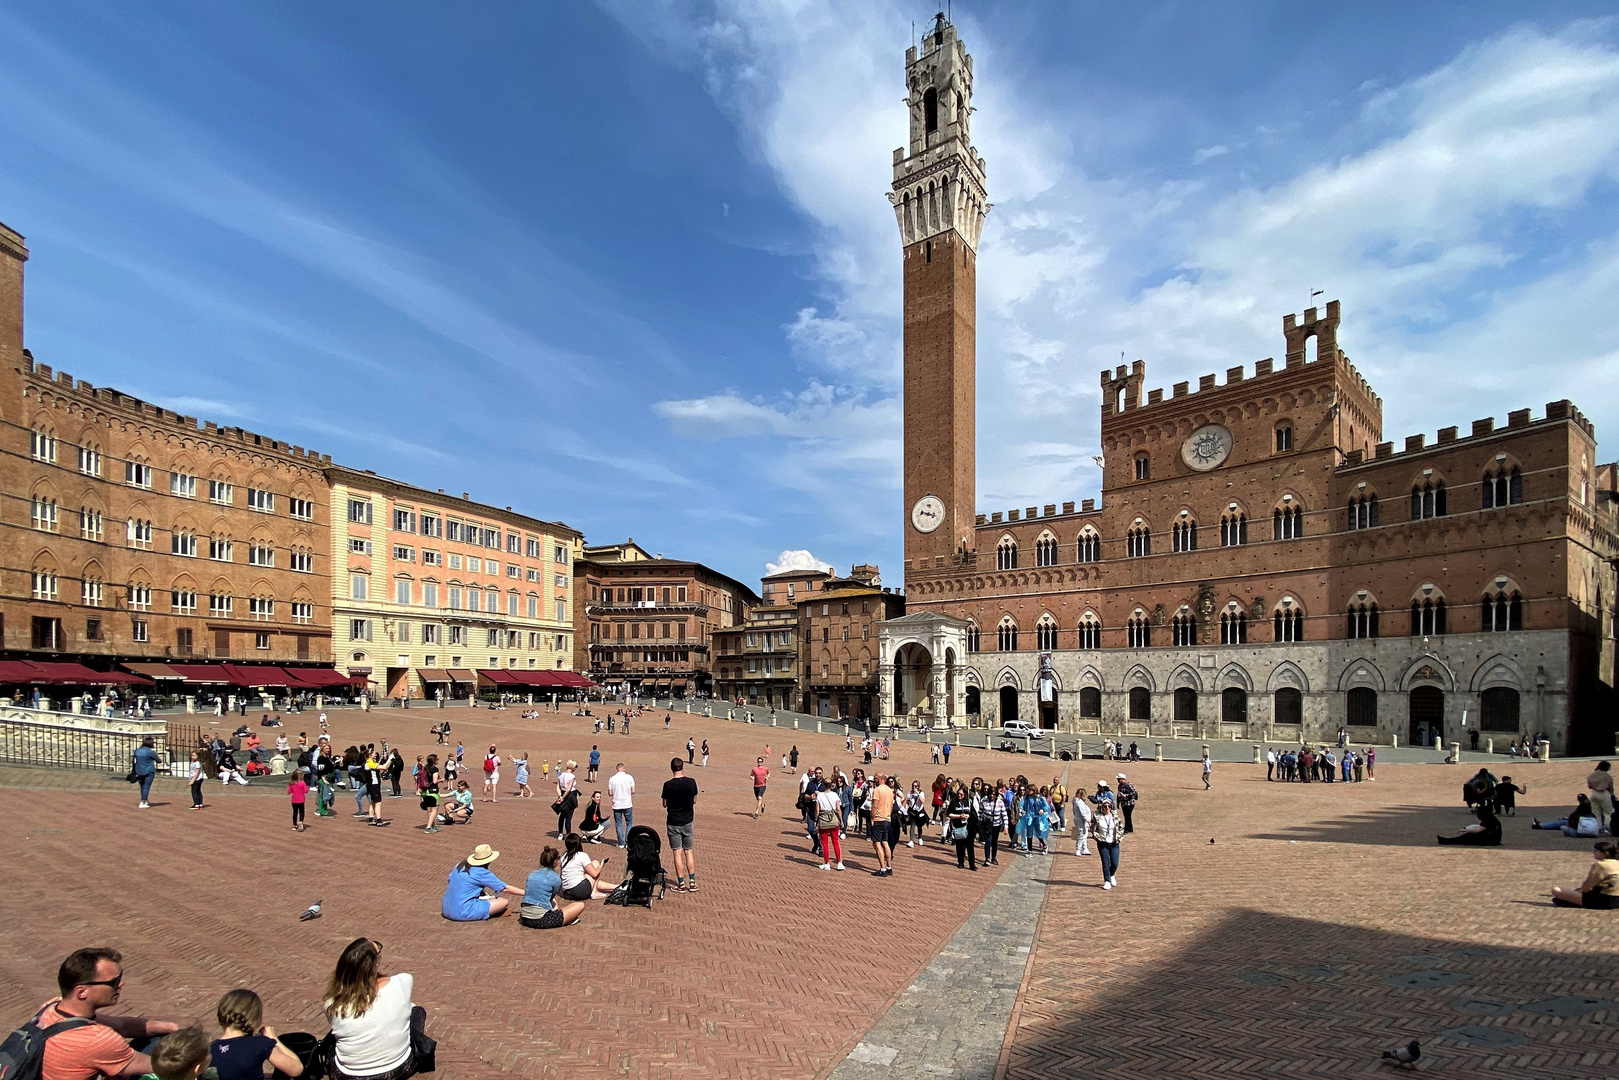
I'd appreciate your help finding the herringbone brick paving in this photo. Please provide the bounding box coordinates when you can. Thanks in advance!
[0,707,1008,1080]
[1006,758,1619,1079]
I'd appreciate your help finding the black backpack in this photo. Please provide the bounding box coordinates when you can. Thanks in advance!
[0,1011,93,1080]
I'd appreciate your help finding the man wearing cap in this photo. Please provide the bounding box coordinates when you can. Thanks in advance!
[1116,773,1139,833]
[441,844,523,921]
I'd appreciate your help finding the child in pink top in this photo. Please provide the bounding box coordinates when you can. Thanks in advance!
[288,771,309,831]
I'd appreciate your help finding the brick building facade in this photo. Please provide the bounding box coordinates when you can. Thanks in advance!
[0,220,337,674]
[880,21,1619,753]
[574,540,758,697]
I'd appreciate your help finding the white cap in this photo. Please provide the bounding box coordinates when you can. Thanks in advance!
[1116,772,1126,779]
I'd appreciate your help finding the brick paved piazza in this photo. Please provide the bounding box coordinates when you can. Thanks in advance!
[0,706,1614,1080]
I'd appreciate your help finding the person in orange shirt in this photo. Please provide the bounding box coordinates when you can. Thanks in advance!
[31,947,179,1080]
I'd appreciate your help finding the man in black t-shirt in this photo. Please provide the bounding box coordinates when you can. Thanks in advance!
[661,758,699,892]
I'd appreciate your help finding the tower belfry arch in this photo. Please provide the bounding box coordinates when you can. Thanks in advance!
[891,12,988,573]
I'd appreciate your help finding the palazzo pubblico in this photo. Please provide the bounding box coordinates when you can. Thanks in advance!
[876,15,1618,754]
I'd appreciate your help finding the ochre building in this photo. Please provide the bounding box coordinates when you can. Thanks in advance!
[879,19,1619,754]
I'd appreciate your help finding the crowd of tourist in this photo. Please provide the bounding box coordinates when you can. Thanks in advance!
[1265,745,1375,782]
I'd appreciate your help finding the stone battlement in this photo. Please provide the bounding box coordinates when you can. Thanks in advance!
[1342,399,1595,467]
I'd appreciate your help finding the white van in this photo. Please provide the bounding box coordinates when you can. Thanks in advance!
[1000,719,1046,740]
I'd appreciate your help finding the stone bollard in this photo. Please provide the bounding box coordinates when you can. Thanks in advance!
[793,719,799,730]
[770,716,777,727]
[70,698,82,714]
[1154,742,1163,762]
[1391,733,1399,748]
[1447,741,1461,764]
[1023,735,1031,755]
[1485,737,1494,754]
[925,729,932,743]
[1252,744,1262,764]
[185,696,196,714]
[1538,739,1550,763]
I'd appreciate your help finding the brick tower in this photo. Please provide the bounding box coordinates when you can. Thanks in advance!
[891,12,988,570]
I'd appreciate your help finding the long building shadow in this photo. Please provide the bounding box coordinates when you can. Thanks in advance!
[1006,907,1618,1079]
[1247,801,1595,848]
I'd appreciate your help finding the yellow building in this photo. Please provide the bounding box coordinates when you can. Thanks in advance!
[327,467,583,700]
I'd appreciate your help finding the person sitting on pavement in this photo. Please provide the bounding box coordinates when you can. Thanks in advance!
[1533,794,1602,836]
[558,832,615,901]
[149,1025,212,1080]
[1437,804,1503,846]
[1550,841,1619,908]
[519,846,587,929]
[209,988,305,1079]
[28,946,180,1079]
[323,938,428,1079]
[441,844,523,920]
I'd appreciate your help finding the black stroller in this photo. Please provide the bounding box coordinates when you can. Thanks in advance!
[612,825,668,906]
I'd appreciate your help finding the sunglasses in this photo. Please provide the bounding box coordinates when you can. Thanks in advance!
[78,973,124,990]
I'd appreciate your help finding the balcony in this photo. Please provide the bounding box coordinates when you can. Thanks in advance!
[585,601,709,618]
[589,641,707,655]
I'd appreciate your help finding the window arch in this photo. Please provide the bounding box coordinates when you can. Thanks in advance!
[1220,605,1247,645]
[1076,527,1100,563]
[1220,508,1247,547]
[1076,613,1101,650]
[1347,492,1379,530]
[1346,597,1379,639]
[1128,686,1151,720]
[1273,499,1303,540]
[996,535,1018,571]
[1171,607,1196,647]
[1127,521,1151,558]
[1411,477,1446,519]
[1274,423,1294,453]
[1034,531,1058,567]
[1347,687,1378,727]
[1273,687,1302,725]
[1133,452,1150,481]
[1172,515,1198,552]
[1079,686,1102,718]
[1127,610,1151,648]
[1221,687,1248,725]
[1410,589,1447,636]
[996,616,1018,652]
[1035,614,1059,651]
[1481,585,1523,632]
[29,421,57,463]
[1482,464,1523,509]
[1273,601,1304,642]
[1173,686,1197,723]
[966,621,981,652]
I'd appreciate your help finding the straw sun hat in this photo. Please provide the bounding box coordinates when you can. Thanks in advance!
[467,844,500,866]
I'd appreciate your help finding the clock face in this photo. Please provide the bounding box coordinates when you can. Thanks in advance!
[911,495,945,534]
[1182,425,1233,471]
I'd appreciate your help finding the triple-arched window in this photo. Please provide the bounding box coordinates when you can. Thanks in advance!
[1411,595,1446,636]
[1172,519,1198,552]
[1076,615,1101,650]
[1346,601,1379,639]
[1274,606,1304,642]
[1036,615,1059,651]
[1482,466,1522,509]
[966,622,981,652]
[1220,609,1247,644]
[1035,533,1058,566]
[1411,479,1446,519]
[1171,610,1196,646]
[1347,493,1379,530]
[997,617,1018,652]
[1076,528,1100,563]
[1127,524,1151,558]
[996,536,1017,570]
[1220,512,1247,547]
[1273,503,1303,540]
[1127,613,1151,648]
[1482,589,1523,632]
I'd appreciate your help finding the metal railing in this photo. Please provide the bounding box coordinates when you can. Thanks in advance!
[0,715,172,773]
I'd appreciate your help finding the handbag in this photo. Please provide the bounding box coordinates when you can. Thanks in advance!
[949,821,968,840]
[125,753,140,784]
[410,1025,437,1073]
[815,806,840,831]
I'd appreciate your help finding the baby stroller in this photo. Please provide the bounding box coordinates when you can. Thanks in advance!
[612,825,668,906]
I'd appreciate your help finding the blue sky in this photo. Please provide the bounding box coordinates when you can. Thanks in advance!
[3,2,1617,589]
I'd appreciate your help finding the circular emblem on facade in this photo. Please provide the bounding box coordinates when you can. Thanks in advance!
[1181,425,1233,471]
[911,495,945,534]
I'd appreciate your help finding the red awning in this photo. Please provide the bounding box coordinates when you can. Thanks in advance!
[20,662,153,685]
[123,662,185,681]
[550,671,597,689]
[168,664,233,684]
[0,660,44,683]
[476,669,522,686]
[283,667,354,689]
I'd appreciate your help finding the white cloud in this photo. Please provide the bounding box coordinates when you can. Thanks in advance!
[765,549,833,576]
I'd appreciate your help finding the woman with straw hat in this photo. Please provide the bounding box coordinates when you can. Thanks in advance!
[440,844,523,921]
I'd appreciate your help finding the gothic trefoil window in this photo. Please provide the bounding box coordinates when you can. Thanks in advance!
[1220,512,1247,547]
[1172,519,1197,552]
[1411,480,1446,519]
[1482,589,1522,631]
[1347,494,1379,530]
[1482,466,1523,509]
[996,537,1017,570]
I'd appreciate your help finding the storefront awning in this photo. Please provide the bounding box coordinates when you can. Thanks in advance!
[168,663,233,684]
[0,661,151,685]
[419,668,452,683]
[447,669,477,683]
[281,667,355,689]
[123,662,185,681]
[477,669,522,686]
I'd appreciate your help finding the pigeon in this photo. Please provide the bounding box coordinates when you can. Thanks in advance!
[299,899,323,922]
[1381,1040,1419,1067]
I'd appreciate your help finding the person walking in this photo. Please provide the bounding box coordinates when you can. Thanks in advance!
[942,739,952,766]
[514,753,531,798]
[482,745,501,803]
[1266,747,1276,781]
[1072,783,1093,856]
[1366,745,1376,780]
[288,770,308,832]
[750,758,770,818]
[587,746,600,782]
[1050,775,1067,832]
[363,748,389,827]
[977,780,1005,865]
[386,748,405,798]
[132,736,159,809]
[555,760,580,837]
[686,737,696,764]
[947,782,976,870]
[607,762,636,848]
[1116,773,1138,834]
[1092,798,1123,889]
[662,758,699,891]
[419,753,442,833]
[700,740,709,768]
[187,750,206,810]
[1201,753,1212,790]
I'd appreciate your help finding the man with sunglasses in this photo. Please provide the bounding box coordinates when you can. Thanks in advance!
[30,947,177,1079]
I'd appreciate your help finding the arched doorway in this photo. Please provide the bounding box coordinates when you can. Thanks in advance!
[1173,687,1197,724]
[1128,687,1151,721]
[1273,687,1302,726]
[893,642,934,721]
[1409,685,1444,747]
[1221,687,1247,725]
[999,686,1019,726]
[965,686,980,718]
[1079,687,1101,719]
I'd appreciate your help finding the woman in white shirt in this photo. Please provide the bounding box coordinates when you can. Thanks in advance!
[323,937,422,1080]
[557,832,613,901]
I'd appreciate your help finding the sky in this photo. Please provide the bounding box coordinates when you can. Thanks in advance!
[3,2,1617,591]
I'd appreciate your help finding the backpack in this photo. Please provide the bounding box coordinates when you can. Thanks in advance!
[483,757,496,774]
[0,1011,92,1080]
